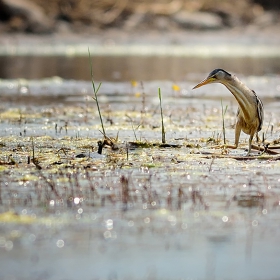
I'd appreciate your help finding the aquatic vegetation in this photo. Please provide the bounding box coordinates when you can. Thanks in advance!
[1,78,280,280]
[158,88,166,144]
[88,48,106,139]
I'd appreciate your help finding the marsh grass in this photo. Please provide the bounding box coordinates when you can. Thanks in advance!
[126,114,140,141]
[221,100,228,145]
[88,48,106,138]
[158,88,166,144]
[140,81,146,126]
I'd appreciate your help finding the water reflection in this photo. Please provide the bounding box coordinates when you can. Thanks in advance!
[0,55,279,81]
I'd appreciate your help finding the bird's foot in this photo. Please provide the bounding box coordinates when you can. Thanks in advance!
[250,144,280,155]
[211,144,235,149]
[208,144,234,155]
[244,151,252,157]
[247,144,267,155]
[250,144,263,152]
[211,144,237,150]
[212,144,256,156]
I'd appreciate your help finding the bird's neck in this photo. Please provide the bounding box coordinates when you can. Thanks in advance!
[223,76,256,121]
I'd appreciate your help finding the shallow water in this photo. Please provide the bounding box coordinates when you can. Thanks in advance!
[1,55,280,81]
[1,34,280,81]
[1,49,280,279]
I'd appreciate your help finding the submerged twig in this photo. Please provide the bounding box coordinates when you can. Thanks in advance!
[140,81,146,125]
[97,140,103,154]
[120,175,129,211]
[30,137,42,170]
[38,171,60,199]
[208,157,215,172]
[126,142,129,161]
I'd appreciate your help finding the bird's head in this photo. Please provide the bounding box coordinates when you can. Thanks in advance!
[193,69,232,89]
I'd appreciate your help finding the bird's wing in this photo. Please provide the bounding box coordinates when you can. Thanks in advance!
[252,90,264,132]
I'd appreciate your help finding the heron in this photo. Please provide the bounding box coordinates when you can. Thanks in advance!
[193,69,263,155]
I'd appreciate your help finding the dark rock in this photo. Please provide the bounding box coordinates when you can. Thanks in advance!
[0,0,53,33]
[253,0,280,9]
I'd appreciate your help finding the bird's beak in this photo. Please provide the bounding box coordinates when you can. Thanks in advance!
[192,77,215,89]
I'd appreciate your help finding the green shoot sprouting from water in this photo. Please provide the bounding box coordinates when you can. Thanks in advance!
[221,100,228,145]
[158,88,166,144]
[88,47,106,138]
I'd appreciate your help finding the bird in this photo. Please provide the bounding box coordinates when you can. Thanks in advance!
[192,69,264,155]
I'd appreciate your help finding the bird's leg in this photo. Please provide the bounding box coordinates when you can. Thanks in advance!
[250,133,270,154]
[225,122,242,150]
[246,134,254,156]
[217,122,242,149]
[250,133,263,154]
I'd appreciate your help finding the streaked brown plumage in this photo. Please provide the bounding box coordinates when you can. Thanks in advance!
[193,69,263,154]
